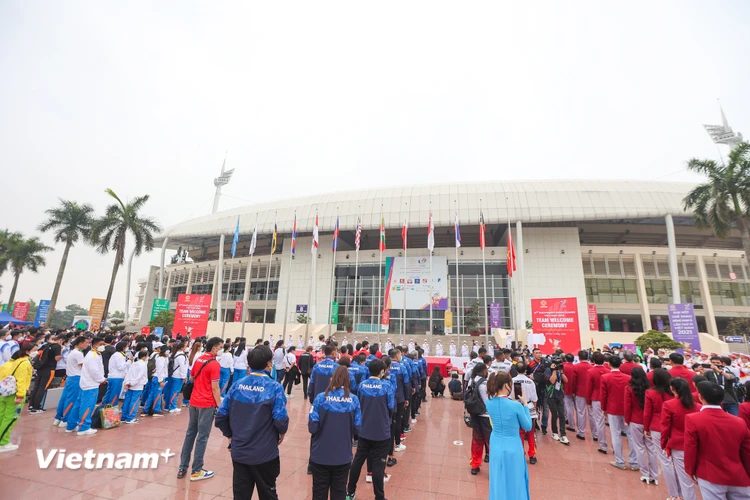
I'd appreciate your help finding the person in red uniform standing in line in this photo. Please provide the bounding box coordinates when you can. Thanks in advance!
[620,350,638,376]
[684,381,750,500]
[572,350,592,441]
[667,353,696,393]
[586,352,610,454]
[601,356,638,470]
[644,369,675,497]
[625,367,658,485]
[562,353,577,433]
[660,377,701,500]
[740,380,750,430]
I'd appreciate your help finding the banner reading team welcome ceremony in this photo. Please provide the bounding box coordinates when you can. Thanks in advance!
[173,294,211,337]
[531,297,581,354]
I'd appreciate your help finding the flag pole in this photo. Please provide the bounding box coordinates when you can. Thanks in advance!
[481,199,489,350]
[402,202,408,341]
[377,204,384,348]
[328,209,339,338]
[221,261,233,338]
[353,210,360,336]
[306,210,317,341]
[282,211,296,338]
[428,202,433,344]
[507,218,514,349]
[241,214,257,338]
[262,212,277,340]
[455,200,461,349]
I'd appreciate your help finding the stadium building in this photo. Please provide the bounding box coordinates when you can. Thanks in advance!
[137,180,749,353]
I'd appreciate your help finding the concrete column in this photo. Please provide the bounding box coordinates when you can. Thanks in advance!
[515,221,525,330]
[633,253,652,331]
[665,215,681,305]
[185,268,193,294]
[158,237,169,298]
[217,234,225,322]
[696,255,719,337]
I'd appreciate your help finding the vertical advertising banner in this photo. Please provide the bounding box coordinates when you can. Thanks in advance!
[444,311,453,334]
[173,294,212,337]
[667,303,702,351]
[489,303,502,329]
[381,309,391,325]
[34,300,51,327]
[234,301,243,323]
[587,304,598,331]
[151,298,171,320]
[530,297,581,354]
[141,326,151,334]
[89,298,106,330]
[330,302,339,324]
[12,302,29,321]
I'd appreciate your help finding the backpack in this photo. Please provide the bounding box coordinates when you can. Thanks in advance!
[168,353,185,378]
[147,354,157,380]
[0,360,27,397]
[464,377,487,416]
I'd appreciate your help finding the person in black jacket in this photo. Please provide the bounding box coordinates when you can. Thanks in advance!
[215,345,289,500]
[298,346,315,400]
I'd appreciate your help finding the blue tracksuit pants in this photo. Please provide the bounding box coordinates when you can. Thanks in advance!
[54,375,80,423]
[66,388,98,432]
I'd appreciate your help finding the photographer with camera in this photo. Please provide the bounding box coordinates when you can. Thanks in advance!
[705,356,740,416]
[545,356,570,445]
[527,348,549,434]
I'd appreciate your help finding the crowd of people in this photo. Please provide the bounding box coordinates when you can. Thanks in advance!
[2,324,750,500]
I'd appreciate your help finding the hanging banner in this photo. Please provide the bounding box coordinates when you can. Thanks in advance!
[656,316,664,332]
[444,311,453,334]
[34,300,51,327]
[667,303,702,351]
[384,256,449,311]
[12,302,30,321]
[588,304,598,331]
[141,326,151,334]
[330,302,339,324]
[489,303,501,329]
[151,298,171,320]
[89,298,106,330]
[530,297,581,354]
[173,294,211,337]
[382,309,391,325]
[603,315,611,332]
[234,301,243,322]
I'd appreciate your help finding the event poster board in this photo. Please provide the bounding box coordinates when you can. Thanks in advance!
[34,300,51,327]
[489,303,501,328]
[444,311,453,334]
[151,298,171,320]
[588,304,598,331]
[89,298,106,330]
[531,297,581,354]
[667,303,702,351]
[173,294,211,337]
[234,301,243,322]
[12,302,29,321]
[384,256,448,310]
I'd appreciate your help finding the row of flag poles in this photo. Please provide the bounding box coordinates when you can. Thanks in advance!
[223,208,518,343]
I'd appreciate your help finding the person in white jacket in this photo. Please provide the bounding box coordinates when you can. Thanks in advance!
[218,344,234,397]
[65,337,106,435]
[102,341,130,406]
[122,350,149,423]
[232,341,248,386]
[143,346,169,417]
[166,342,189,412]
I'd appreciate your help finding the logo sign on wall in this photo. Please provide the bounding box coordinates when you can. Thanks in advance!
[667,303,702,351]
[89,298,106,330]
[587,304,598,331]
[384,257,449,311]
[151,298,170,320]
[295,304,308,314]
[12,302,30,321]
[34,300,51,327]
[531,297,581,354]
[173,294,212,337]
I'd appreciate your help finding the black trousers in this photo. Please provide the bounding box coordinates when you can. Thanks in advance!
[431,383,446,397]
[282,371,295,395]
[302,374,310,399]
[232,457,280,500]
[29,368,54,410]
[392,402,405,448]
[348,437,390,500]
[548,397,566,436]
[420,378,428,402]
[404,392,414,426]
[310,461,349,500]
[410,391,419,419]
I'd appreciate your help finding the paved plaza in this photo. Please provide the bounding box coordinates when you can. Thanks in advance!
[1,383,675,500]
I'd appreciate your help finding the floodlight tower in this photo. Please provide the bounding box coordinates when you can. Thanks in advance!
[704,102,744,153]
[212,152,234,214]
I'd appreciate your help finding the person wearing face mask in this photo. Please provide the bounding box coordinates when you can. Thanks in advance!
[0,341,35,452]
[165,342,189,413]
[122,350,149,424]
[101,341,130,406]
[144,346,170,417]
[53,336,89,427]
[65,337,107,435]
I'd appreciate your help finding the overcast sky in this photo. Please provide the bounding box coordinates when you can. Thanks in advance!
[1,1,748,316]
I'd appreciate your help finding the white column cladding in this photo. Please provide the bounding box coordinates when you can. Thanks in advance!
[633,253,652,331]
[158,237,169,298]
[185,268,193,294]
[696,255,719,337]
[515,221,525,331]
[665,214,681,305]
[125,247,137,322]
[217,234,225,322]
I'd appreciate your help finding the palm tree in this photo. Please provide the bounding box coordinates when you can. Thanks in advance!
[4,235,52,311]
[90,189,161,322]
[37,199,95,325]
[0,230,22,293]
[683,142,750,257]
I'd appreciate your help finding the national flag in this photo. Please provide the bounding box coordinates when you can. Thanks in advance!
[230,217,240,258]
[455,213,461,248]
[355,216,362,251]
[507,228,517,277]
[401,217,408,250]
[249,219,257,256]
[479,211,486,250]
[291,214,297,255]
[271,218,278,255]
[332,216,340,252]
[379,212,386,252]
[591,337,595,349]
[311,214,319,254]
[427,212,434,252]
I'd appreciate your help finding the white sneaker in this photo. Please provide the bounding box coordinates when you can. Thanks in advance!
[287,394,295,399]
[52,419,61,426]
[65,426,79,433]
[559,436,570,445]
[384,474,391,483]
[124,419,141,424]
[394,444,406,452]
[552,433,560,441]
[410,418,416,424]
[366,473,373,483]
[0,443,19,453]
[58,420,67,428]
[168,409,181,413]
[77,429,97,436]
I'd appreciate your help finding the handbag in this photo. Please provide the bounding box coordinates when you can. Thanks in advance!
[182,359,215,401]
[99,404,122,429]
[0,361,26,397]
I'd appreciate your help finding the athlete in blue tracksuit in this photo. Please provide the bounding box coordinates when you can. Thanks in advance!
[388,349,410,452]
[417,349,428,404]
[401,350,417,432]
[308,365,361,500]
[347,359,394,500]
[215,345,289,500]
[307,345,339,474]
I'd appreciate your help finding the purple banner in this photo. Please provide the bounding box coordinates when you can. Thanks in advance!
[667,303,701,351]
[489,302,501,329]
[656,316,664,332]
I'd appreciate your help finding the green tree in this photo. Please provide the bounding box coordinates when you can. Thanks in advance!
[297,314,308,324]
[0,230,22,293]
[149,310,175,337]
[109,317,125,332]
[37,199,95,326]
[725,317,750,337]
[683,142,750,258]
[464,302,481,334]
[51,303,89,329]
[634,330,683,353]
[4,235,52,310]
[90,189,161,323]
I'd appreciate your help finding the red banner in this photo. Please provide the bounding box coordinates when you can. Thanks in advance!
[531,297,581,354]
[141,326,151,334]
[234,301,243,323]
[381,309,390,325]
[12,302,29,321]
[173,294,212,337]
[588,304,598,331]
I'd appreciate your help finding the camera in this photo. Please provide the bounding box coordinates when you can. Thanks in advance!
[548,356,563,370]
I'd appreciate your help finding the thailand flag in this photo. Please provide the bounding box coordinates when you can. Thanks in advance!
[427,212,434,252]
[332,216,340,252]
[355,217,361,251]
[311,214,319,254]
[291,214,297,255]
[455,213,462,248]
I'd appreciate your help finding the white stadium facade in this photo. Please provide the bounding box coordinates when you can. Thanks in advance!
[136,180,749,353]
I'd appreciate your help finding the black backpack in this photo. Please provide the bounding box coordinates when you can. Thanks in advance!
[168,353,185,378]
[32,345,49,370]
[147,354,157,380]
[464,377,487,416]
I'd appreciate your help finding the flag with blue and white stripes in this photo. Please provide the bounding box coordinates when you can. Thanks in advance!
[231,217,240,257]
